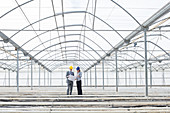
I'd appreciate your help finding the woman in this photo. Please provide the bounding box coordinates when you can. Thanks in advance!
[76,67,82,95]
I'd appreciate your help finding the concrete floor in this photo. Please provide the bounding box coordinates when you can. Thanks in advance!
[0,86,170,113]
[0,86,170,96]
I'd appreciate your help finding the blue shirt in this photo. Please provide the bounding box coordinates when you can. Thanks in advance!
[76,72,82,81]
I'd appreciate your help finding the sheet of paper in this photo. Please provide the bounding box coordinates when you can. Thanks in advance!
[68,75,76,81]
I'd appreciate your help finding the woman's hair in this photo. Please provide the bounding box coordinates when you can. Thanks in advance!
[77,70,81,72]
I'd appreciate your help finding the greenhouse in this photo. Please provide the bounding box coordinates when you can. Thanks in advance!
[0,0,169,112]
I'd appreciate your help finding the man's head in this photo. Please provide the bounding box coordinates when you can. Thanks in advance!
[69,66,73,71]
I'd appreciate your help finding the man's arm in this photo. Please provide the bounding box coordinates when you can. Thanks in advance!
[66,71,69,78]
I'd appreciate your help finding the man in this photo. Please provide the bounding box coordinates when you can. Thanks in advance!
[66,66,74,95]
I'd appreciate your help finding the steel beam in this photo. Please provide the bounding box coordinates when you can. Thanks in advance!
[1,58,170,62]
[50,72,52,86]
[162,69,165,85]
[39,65,41,87]
[95,65,97,88]
[125,69,127,86]
[8,70,10,87]
[31,59,33,90]
[129,69,131,86]
[16,49,19,92]
[44,69,45,86]
[84,72,86,86]
[47,71,50,86]
[102,59,104,90]
[90,69,92,86]
[149,63,152,88]
[107,69,109,86]
[86,2,170,72]
[62,70,63,86]
[0,31,51,72]
[135,67,137,87]
[92,0,97,29]
[87,71,88,86]
[144,28,148,96]
[115,50,118,92]
[27,65,29,86]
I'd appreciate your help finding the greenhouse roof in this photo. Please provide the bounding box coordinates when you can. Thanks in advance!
[0,0,169,72]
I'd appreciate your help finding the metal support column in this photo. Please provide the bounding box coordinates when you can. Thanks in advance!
[129,69,131,86]
[50,72,52,86]
[4,70,6,86]
[44,69,45,86]
[39,65,41,87]
[149,63,152,88]
[87,71,88,86]
[107,69,109,86]
[27,65,29,86]
[48,71,49,86]
[125,69,127,86]
[135,67,137,87]
[95,65,97,88]
[84,72,86,86]
[115,50,118,92]
[90,69,92,86]
[102,59,104,90]
[162,69,165,85]
[8,70,10,87]
[31,59,33,90]
[144,27,148,96]
[16,48,19,92]
[62,69,63,86]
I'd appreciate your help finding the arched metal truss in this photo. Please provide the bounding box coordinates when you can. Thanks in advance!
[10,11,124,40]
[0,1,169,94]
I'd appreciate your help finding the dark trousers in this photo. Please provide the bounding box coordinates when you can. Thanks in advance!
[67,80,73,95]
[76,80,82,95]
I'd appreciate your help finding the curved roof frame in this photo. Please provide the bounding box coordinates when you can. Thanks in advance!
[0,62,16,71]
[47,55,90,70]
[108,45,162,70]
[34,40,102,59]
[26,34,106,70]
[30,33,107,56]
[122,46,158,60]
[85,3,170,72]
[117,52,142,66]
[44,52,93,69]
[41,47,97,68]
[106,62,124,70]
[110,52,142,69]
[39,46,97,60]
[110,0,142,26]
[16,45,99,71]
[50,57,88,71]
[20,45,155,71]
[156,63,170,70]
[118,50,144,59]
[9,11,124,40]
[0,0,33,19]
[21,24,114,49]
[119,46,164,70]
[0,1,169,72]
[136,41,170,57]
[107,62,127,72]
